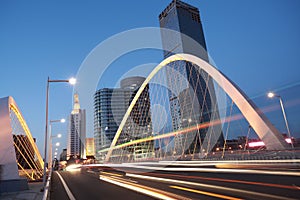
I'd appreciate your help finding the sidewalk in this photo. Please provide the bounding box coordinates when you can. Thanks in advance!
[0,182,44,200]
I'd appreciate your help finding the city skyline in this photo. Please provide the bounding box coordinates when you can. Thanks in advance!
[1,0,300,155]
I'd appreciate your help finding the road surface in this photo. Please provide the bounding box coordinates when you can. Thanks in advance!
[50,166,300,200]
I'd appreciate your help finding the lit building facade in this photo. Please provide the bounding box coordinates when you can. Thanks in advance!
[85,138,95,157]
[67,93,86,159]
[159,0,224,155]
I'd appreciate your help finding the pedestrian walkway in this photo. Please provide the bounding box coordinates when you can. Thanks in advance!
[0,182,44,200]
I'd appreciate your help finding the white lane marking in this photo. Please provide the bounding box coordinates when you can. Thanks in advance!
[55,171,76,200]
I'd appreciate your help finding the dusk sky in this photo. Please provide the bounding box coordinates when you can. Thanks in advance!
[1,0,300,155]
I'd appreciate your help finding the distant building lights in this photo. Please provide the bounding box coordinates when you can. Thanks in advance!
[248,141,265,148]
[285,138,292,144]
[248,138,292,148]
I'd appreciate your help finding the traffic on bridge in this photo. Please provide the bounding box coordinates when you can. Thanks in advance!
[1,0,300,200]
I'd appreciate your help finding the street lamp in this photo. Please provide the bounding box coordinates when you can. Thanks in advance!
[267,92,275,98]
[48,119,65,169]
[50,138,61,166]
[49,131,63,169]
[69,77,77,85]
[267,92,293,149]
[42,77,76,189]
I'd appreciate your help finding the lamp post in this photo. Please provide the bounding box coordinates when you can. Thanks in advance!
[49,132,62,169]
[48,118,65,169]
[42,77,76,189]
[52,142,60,170]
[267,92,293,149]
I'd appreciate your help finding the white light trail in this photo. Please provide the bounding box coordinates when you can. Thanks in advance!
[100,175,186,200]
[126,173,295,200]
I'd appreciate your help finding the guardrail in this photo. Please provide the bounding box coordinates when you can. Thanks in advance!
[42,160,55,200]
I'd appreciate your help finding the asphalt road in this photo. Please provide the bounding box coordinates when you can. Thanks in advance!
[50,167,300,200]
[50,170,155,200]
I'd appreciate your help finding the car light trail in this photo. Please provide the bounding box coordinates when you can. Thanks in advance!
[65,164,82,172]
[100,175,190,200]
[143,172,300,190]
[100,110,257,154]
[170,185,242,200]
[86,158,300,168]
[158,159,300,164]
[105,163,300,176]
[100,171,124,177]
[126,173,296,200]
[100,173,138,184]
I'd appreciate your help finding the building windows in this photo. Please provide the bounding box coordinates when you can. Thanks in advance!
[191,13,200,23]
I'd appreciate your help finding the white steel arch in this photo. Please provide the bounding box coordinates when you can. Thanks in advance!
[0,96,43,182]
[105,53,288,162]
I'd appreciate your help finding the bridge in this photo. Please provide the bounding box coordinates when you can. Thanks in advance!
[98,53,293,164]
[50,54,299,200]
[1,54,299,199]
[0,96,44,193]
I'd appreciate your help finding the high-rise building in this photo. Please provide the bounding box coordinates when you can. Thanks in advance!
[159,0,208,61]
[59,148,67,161]
[67,93,86,159]
[94,88,130,160]
[159,0,224,155]
[94,76,153,161]
[119,77,153,161]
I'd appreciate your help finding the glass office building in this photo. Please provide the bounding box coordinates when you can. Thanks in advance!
[94,88,129,160]
[94,77,153,161]
[159,0,224,155]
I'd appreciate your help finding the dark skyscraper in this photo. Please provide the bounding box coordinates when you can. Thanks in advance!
[159,0,224,156]
[159,0,208,61]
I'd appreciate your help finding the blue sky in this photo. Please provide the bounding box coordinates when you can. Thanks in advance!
[0,0,300,154]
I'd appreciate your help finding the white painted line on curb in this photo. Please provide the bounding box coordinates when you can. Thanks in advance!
[55,171,76,200]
